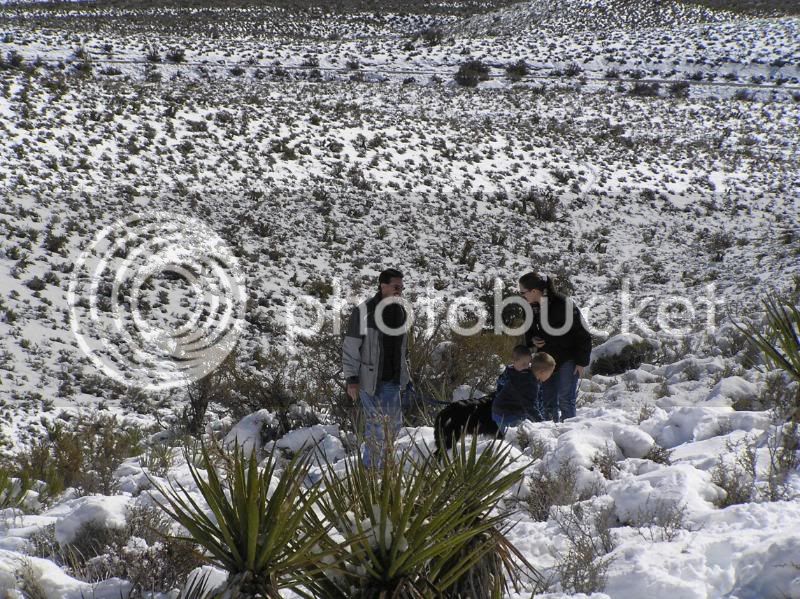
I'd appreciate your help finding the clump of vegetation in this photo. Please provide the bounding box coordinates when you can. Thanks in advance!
[165,47,186,63]
[712,437,756,507]
[553,502,617,594]
[590,340,656,376]
[455,59,490,87]
[522,187,561,222]
[527,459,583,522]
[506,59,528,82]
[9,414,145,499]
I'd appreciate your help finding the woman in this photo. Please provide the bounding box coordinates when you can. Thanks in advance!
[518,272,592,422]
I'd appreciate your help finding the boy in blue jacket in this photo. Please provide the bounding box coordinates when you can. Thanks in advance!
[493,345,555,430]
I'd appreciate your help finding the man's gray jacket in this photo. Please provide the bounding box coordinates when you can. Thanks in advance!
[342,292,410,396]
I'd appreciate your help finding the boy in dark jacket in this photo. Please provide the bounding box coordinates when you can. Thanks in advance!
[492,345,555,430]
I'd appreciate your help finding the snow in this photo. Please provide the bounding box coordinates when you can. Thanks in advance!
[609,463,723,523]
[222,409,277,456]
[590,332,645,363]
[0,0,799,596]
[643,406,771,447]
[274,423,346,462]
[51,495,131,545]
[705,376,759,406]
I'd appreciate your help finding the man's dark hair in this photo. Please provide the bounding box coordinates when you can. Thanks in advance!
[512,344,532,360]
[379,268,404,285]
[519,271,563,299]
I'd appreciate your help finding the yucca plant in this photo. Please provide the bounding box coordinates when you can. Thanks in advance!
[312,434,534,598]
[438,436,542,597]
[0,469,29,510]
[741,295,800,418]
[150,443,340,598]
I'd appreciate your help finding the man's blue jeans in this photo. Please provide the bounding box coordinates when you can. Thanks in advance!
[359,382,402,468]
[541,360,579,422]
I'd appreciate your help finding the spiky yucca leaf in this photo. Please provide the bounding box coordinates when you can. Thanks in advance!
[0,469,29,510]
[744,295,800,383]
[313,434,530,598]
[436,434,542,596]
[150,442,339,598]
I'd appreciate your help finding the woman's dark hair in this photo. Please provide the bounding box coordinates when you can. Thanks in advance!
[519,271,563,299]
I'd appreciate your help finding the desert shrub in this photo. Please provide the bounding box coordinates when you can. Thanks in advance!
[0,468,29,510]
[763,418,799,501]
[637,403,657,423]
[406,315,513,424]
[630,498,694,542]
[455,59,490,87]
[190,345,322,435]
[629,82,660,97]
[522,187,560,222]
[25,276,46,291]
[590,341,656,376]
[2,50,23,70]
[591,444,619,480]
[11,414,144,499]
[669,81,690,98]
[707,230,734,261]
[712,437,756,507]
[643,443,672,465]
[30,505,203,593]
[527,460,582,522]
[418,27,444,46]
[145,46,161,63]
[563,63,583,77]
[553,502,616,594]
[165,47,186,63]
[14,559,48,599]
[86,505,204,593]
[506,59,528,82]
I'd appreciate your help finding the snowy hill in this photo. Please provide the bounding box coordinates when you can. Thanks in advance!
[0,1,799,596]
[451,0,741,36]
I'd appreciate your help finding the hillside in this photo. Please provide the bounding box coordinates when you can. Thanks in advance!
[0,1,799,597]
[452,0,741,36]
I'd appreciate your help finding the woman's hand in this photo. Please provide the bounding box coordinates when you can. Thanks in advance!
[574,365,585,378]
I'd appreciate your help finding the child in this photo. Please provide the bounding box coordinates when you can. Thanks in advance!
[493,345,556,430]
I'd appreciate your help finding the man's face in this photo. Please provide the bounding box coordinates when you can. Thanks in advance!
[380,277,404,298]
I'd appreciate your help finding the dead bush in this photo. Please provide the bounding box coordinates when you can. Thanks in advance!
[712,437,756,507]
[527,460,582,522]
[553,502,617,594]
[630,498,697,542]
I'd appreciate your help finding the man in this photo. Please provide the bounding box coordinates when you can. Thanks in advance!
[342,268,410,468]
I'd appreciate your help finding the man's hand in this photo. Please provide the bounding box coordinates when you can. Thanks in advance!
[347,383,360,402]
[532,337,545,349]
[574,365,585,378]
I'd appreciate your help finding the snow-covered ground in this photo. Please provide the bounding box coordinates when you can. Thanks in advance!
[0,0,799,596]
[0,346,798,597]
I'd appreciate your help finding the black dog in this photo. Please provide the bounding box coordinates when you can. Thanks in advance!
[433,393,502,455]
